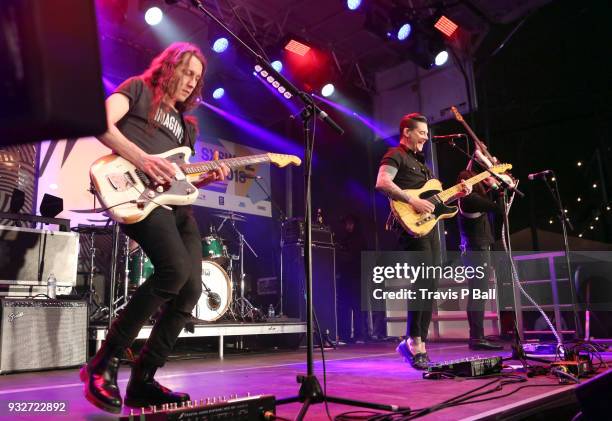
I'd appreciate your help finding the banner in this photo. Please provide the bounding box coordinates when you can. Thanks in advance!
[192,137,272,217]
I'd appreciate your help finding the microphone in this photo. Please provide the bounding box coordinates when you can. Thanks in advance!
[528,170,553,180]
[431,134,466,143]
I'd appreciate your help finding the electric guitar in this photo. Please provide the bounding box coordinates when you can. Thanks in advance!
[90,146,301,224]
[390,163,512,237]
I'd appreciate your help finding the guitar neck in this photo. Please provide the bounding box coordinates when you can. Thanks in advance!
[437,171,493,202]
[181,154,270,175]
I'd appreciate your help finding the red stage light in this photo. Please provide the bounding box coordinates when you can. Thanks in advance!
[284,39,311,56]
[434,15,458,37]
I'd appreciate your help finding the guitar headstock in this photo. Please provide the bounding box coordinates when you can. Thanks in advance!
[451,106,464,122]
[490,163,512,174]
[267,153,302,168]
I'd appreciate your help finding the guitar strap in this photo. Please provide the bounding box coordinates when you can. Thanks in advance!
[179,112,195,155]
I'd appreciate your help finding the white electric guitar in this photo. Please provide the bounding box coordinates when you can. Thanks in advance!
[90,146,301,224]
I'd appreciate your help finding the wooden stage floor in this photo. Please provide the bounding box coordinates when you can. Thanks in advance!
[0,341,610,420]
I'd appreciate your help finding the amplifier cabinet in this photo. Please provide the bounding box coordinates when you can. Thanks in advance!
[0,225,79,287]
[0,298,87,373]
[281,243,337,341]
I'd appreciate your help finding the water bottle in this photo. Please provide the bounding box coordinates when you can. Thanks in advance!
[47,273,57,299]
[268,304,275,319]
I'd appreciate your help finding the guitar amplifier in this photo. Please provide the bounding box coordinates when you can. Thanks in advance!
[0,298,87,373]
[281,218,334,246]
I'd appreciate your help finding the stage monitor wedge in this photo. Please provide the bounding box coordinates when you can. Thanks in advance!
[0,0,107,145]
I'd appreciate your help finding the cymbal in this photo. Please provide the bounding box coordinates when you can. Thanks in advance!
[211,211,246,221]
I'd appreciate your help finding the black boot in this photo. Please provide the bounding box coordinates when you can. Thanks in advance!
[79,342,123,414]
[124,359,190,408]
[469,338,504,350]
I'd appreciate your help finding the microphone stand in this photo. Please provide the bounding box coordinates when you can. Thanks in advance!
[541,173,583,340]
[445,137,566,370]
[171,1,405,417]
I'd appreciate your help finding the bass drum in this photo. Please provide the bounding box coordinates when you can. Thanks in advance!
[194,261,232,322]
[128,248,154,289]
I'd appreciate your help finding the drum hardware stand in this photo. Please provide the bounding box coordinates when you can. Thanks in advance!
[113,235,133,314]
[169,1,405,418]
[217,212,260,320]
[76,225,109,322]
[107,221,122,329]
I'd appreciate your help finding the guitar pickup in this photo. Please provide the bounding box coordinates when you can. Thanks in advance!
[172,162,185,181]
[416,215,434,226]
[107,173,132,192]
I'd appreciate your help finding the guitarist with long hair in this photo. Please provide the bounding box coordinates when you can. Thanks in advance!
[80,42,229,413]
[376,113,471,369]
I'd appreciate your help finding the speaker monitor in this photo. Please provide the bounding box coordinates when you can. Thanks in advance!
[0,0,106,145]
[282,243,337,341]
[0,298,87,373]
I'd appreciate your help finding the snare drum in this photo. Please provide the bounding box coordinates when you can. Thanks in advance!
[194,261,232,322]
[128,248,154,287]
[201,235,228,266]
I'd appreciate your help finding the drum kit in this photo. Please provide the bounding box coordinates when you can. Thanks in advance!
[125,210,260,322]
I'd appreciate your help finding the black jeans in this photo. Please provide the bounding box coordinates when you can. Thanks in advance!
[461,245,492,340]
[337,274,366,342]
[105,206,203,367]
[399,229,440,341]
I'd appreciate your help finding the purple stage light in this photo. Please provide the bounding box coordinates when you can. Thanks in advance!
[313,93,390,140]
[200,101,302,157]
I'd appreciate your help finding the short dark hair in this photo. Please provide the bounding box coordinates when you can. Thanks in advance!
[399,113,428,136]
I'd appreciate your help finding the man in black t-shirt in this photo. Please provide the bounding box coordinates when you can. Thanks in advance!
[376,113,471,370]
[457,166,504,350]
[80,42,229,413]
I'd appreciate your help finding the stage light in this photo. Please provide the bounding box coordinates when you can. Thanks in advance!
[577,161,583,167]
[435,50,449,66]
[285,39,311,56]
[271,60,283,72]
[212,37,229,53]
[549,219,554,225]
[397,23,412,41]
[551,176,556,181]
[321,83,335,97]
[593,183,598,188]
[434,15,459,37]
[212,88,225,99]
[590,225,594,230]
[145,7,163,26]
[595,216,600,221]
[577,197,582,202]
[347,0,362,11]
[607,206,611,211]
[579,233,583,238]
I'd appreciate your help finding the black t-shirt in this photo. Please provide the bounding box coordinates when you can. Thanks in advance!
[114,77,196,155]
[379,143,433,190]
[457,170,503,247]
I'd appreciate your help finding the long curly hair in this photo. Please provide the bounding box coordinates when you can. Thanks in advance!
[141,42,207,129]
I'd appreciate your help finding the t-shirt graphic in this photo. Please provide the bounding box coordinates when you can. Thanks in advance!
[153,108,184,144]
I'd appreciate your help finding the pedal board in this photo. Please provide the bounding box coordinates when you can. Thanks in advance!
[426,356,503,378]
[120,394,275,421]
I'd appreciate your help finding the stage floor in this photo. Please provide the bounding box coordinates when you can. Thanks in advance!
[0,341,610,420]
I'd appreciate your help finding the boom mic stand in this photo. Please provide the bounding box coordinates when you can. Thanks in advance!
[444,136,564,371]
[168,1,408,418]
[541,173,583,340]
